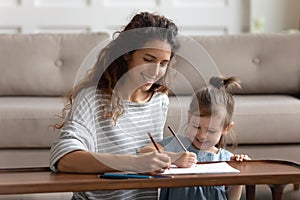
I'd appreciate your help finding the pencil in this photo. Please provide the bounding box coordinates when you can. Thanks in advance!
[147,132,161,153]
[168,125,188,152]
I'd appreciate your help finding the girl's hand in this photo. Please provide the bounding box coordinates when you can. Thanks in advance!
[231,154,251,162]
[133,151,171,174]
[173,151,197,168]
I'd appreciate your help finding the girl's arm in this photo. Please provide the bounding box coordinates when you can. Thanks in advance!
[140,144,196,168]
[226,154,251,199]
[226,185,243,200]
[57,150,171,174]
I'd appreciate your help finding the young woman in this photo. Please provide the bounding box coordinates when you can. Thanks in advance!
[49,12,180,200]
[141,76,251,200]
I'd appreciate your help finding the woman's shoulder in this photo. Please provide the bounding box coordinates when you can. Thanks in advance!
[74,86,96,98]
[152,92,169,104]
[152,91,168,98]
[70,87,112,112]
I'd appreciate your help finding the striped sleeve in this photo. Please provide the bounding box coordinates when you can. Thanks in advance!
[49,89,97,172]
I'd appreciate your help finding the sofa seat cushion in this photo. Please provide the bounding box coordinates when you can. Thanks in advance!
[166,95,300,145]
[0,97,62,148]
[233,144,300,163]
[234,95,300,144]
[0,149,50,168]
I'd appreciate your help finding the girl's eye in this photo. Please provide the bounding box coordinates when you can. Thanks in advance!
[193,125,200,129]
[160,62,169,67]
[207,130,216,134]
[160,63,168,68]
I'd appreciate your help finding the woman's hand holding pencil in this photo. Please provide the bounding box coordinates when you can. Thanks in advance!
[146,132,171,173]
[144,130,195,171]
[133,151,171,174]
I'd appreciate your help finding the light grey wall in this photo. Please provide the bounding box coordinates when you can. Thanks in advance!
[0,0,298,35]
[250,0,300,33]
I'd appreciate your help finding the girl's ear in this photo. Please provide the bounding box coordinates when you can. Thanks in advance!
[222,122,234,135]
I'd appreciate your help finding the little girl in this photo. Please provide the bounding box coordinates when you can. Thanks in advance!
[141,76,250,200]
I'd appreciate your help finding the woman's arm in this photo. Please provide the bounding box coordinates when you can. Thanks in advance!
[57,150,117,173]
[57,150,171,173]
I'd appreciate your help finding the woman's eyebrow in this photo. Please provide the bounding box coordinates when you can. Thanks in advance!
[144,53,157,59]
[145,53,170,62]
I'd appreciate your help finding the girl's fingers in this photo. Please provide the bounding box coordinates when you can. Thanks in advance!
[243,154,251,160]
[233,154,251,161]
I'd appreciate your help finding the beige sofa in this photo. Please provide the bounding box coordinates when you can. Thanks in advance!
[166,33,300,199]
[0,32,299,199]
[168,33,300,164]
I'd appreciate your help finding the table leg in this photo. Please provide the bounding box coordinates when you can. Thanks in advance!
[269,184,286,200]
[245,185,256,200]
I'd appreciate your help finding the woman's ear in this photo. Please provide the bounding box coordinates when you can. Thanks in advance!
[222,122,234,135]
[123,53,129,61]
[187,112,191,123]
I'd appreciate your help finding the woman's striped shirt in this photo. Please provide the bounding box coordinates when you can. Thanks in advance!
[49,87,169,200]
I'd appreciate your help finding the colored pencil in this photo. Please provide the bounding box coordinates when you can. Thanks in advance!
[168,125,187,152]
[147,132,161,153]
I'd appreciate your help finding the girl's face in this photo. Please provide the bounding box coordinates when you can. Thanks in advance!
[187,114,230,152]
[125,39,172,92]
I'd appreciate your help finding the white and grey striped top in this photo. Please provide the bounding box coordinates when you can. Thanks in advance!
[49,87,169,200]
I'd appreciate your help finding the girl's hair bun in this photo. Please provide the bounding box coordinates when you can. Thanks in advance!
[209,76,241,90]
[209,76,225,89]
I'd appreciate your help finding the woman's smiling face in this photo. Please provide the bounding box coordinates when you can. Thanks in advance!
[125,39,172,92]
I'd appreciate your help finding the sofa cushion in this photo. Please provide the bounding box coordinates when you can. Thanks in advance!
[171,33,300,95]
[0,149,51,168]
[233,144,300,163]
[0,97,62,148]
[233,95,300,144]
[166,95,300,145]
[0,32,109,96]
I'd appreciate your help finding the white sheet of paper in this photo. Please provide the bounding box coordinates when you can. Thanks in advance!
[162,162,240,174]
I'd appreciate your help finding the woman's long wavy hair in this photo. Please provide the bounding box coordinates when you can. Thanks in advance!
[54,12,180,129]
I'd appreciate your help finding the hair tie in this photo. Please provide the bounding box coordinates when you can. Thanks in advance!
[209,76,224,89]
